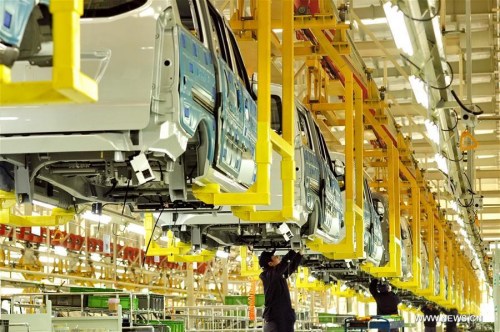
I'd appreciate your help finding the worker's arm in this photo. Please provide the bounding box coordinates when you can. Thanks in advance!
[275,250,302,278]
[369,278,378,297]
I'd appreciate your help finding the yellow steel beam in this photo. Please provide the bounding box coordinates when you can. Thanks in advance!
[0,208,74,227]
[231,0,296,221]
[0,0,97,105]
[193,0,273,207]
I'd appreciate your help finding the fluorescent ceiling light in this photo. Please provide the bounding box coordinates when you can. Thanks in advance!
[216,250,230,259]
[434,153,449,174]
[383,2,414,56]
[82,210,111,224]
[0,117,18,121]
[32,200,57,210]
[409,75,429,108]
[360,17,387,25]
[54,246,68,257]
[424,119,440,144]
[126,223,145,235]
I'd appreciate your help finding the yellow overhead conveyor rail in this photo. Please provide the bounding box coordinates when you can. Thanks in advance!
[0,0,97,105]
[224,0,481,313]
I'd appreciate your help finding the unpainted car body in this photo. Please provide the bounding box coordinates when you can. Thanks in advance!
[0,0,257,210]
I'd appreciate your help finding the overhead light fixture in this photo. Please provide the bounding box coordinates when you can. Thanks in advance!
[409,75,429,108]
[32,200,57,210]
[126,223,145,235]
[54,245,68,257]
[424,119,440,144]
[383,1,414,56]
[82,210,111,224]
[216,250,230,259]
[434,153,449,174]
[360,17,388,25]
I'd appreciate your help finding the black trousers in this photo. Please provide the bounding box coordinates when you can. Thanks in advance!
[263,320,294,332]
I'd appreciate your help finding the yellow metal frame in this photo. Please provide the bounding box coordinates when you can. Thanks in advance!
[231,0,296,221]
[306,72,365,260]
[143,214,215,262]
[296,267,328,291]
[0,207,74,227]
[0,0,97,105]
[194,0,297,225]
[362,112,402,278]
[239,246,261,277]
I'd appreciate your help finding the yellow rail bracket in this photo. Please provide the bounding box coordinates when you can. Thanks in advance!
[0,207,74,227]
[0,0,97,105]
[0,190,16,209]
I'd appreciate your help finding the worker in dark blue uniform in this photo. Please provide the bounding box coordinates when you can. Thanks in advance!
[259,249,303,332]
[369,278,401,315]
[369,278,402,332]
[420,302,441,332]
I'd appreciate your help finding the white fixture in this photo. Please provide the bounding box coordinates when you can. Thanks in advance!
[409,75,429,108]
[383,2,414,56]
[126,223,146,235]
[424,119,440,144]
[434,153,449,174]
[32,199,57,210]
[216,250,230,259]
[82,210,111,224]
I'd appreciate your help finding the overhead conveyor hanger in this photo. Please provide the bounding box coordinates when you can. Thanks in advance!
[194,0,298,224]
[0,0,97,105]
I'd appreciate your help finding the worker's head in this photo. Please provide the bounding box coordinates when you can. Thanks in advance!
[259,250,279,269]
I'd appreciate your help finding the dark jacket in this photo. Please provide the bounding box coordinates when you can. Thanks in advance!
[444,308,458,331]
[369,279,401,315]
[421,305,441,327]
[260,250,302,323]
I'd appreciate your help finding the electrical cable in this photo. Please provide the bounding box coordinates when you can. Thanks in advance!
[397,0,441,22]
[450,90,484,116]
[440,109,459,131]
[427,61,454,90]
[142,207,165,268]
[443,152,464,162]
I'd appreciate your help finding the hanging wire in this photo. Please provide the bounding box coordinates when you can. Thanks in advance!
[440,109,459,131]
[397,0,441,22]
[451,90,484,116]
